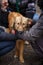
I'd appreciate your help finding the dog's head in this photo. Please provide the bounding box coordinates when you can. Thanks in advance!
[8,12,32,33]
[13,16,32,32]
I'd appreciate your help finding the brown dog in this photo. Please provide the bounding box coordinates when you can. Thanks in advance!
[8,12,32,63]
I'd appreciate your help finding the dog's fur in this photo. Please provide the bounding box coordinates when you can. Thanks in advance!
[8,12,32,63]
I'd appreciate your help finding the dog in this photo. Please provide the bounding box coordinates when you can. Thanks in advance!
[8,12,32,63]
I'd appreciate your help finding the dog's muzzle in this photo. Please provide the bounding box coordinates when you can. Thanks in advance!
[15,30,23,34]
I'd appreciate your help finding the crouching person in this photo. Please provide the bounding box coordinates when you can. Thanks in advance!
[17,0,43,58]
[0,30,17,56]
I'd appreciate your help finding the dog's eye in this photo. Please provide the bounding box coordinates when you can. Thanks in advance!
[23,23,25,25]
[17,23,19,25]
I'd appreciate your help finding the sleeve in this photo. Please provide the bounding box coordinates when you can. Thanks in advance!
[18,16,43,42]
[0,32,17,41]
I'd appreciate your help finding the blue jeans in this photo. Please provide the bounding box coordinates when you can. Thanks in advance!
[0,32,16,56]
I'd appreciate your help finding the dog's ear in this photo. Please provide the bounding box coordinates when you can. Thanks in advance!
[8,12,16,30]
[13,22,15,30]
[27,18,33,25]
[26,18,33,29]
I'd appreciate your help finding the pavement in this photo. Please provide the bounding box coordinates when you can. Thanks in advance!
[0,44,43,65]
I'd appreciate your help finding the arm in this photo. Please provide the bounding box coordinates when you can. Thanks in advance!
[18,16,43,42]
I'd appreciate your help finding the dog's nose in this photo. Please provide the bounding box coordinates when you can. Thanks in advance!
[18,31,23,34]
[19,32,23,34]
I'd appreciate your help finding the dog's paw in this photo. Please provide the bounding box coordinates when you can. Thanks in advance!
[14,55,18,58]
[25,41,29,45]
[20,59,24,63]
[19,57,24,63]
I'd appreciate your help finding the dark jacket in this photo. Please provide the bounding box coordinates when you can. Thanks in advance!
[0,10,9,28]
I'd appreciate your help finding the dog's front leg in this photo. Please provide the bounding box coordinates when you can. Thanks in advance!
[19,40,24,63]
[14,40,19,58]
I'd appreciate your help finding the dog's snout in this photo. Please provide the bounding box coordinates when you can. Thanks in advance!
[19,31,23,34]
[17,31,23,34]
[18,26,23,31]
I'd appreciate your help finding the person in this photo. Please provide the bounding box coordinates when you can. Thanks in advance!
[0,29,17,56]
[17,0,43,58]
